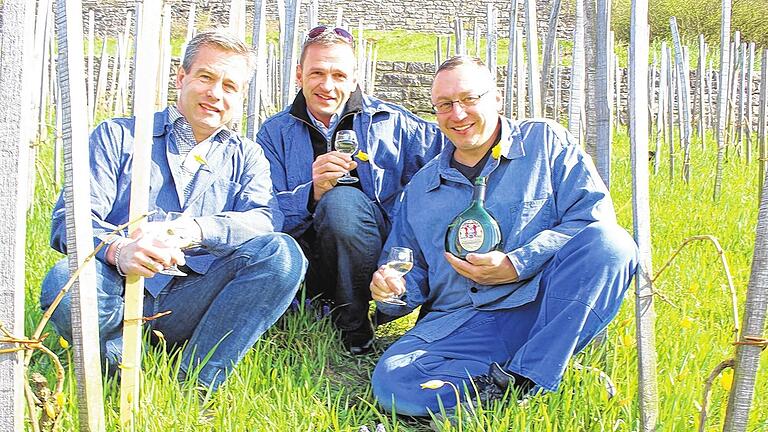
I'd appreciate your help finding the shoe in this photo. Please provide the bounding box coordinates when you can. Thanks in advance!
[341,322,375,355]
[470,373,505,403]
[469,362,536,405]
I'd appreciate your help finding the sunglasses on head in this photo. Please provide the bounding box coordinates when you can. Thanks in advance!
[305,25,354,45]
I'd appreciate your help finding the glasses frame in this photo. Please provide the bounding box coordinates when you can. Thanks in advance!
[305,26,354,46]
[432,90,491,114]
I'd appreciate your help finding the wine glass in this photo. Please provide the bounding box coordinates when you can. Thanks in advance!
[335,130,359,184]
[154,211,189,277]
[380,247,413,306]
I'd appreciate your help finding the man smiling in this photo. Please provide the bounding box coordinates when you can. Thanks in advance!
[369,56,638,416]
[258,26,444,355]
[40,30,307,391]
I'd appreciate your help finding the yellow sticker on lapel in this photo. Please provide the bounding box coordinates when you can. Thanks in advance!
[193,154,208,167]
[356,150,369,162]
[492,143,501,159]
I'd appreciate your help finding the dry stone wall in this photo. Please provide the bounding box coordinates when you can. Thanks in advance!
[83,0,569,39]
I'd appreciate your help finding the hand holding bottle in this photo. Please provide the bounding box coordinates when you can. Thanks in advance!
[444,250,519,285]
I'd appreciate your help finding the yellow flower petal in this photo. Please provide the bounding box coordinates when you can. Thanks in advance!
[44,402,56,419]
[58,337,69,349]
[719,368,733,391]
[193,154,208,166]
[55,392,65,409]
[420,379,447,390]
[492,143,502,159]
[356,150,369,162]
[622,334,633,347]
[680,316,694,329]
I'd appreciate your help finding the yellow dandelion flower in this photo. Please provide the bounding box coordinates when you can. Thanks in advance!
[55,392,65,409]
[58,337,69,349]
[688,282,699,293]
[622,334,634,347]
[680,316,694,329]
[719,368,733,391]
[420,379,447,390]
[492,143,502,159]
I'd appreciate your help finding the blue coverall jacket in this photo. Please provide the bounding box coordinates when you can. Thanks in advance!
[256,92,445,238]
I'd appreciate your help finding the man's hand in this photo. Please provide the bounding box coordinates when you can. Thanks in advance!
[370,265,406,303]
[444,251,519,285]
[311,151,358,201]
[108,227,186,278]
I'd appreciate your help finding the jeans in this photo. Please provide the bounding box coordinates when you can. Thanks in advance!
[40,233,307,390]
[371,222,638,416]
[299,186,388,336]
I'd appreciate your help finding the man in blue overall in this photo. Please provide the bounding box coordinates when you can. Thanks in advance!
[369,56,638,416]
[257,26,444,354]
[40,30,307,391]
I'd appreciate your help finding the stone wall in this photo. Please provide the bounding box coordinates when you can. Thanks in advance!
[82,0,571,39]
[374,60,593,119]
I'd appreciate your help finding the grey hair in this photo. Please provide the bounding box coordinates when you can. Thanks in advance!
[182,29,256,76]
[299,30,354,66]
[435,55,490,76]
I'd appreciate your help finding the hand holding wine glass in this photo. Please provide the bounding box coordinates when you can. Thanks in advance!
[148,211,200,276]
[379,247,413,306]
[334,130,359,184]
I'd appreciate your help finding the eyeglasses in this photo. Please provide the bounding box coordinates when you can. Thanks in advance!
[305,26,354,45]
[432,90,491,114]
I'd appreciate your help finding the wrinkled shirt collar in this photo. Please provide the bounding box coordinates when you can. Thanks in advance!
[166,105,232,152]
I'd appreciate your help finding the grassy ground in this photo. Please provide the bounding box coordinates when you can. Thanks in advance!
[21,125,768,430]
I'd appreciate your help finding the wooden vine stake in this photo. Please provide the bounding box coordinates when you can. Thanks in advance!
[594,0,612,188]
[119,1,162,427]
[697,35,706,149]
[713,0,732,200]
[280,0,302,108]
[569,0,586,145]
[246,0,268,140]
[523,0,541,117]
[670,17,693,183]
[722,156,768,431]
[504,0,519,118]
[759,49,768,202]
[628,0,659,430]
[485,4,497,81]
[229,0,247,41]
[540,0,562,116]
[54,0,107,429]
[0,1,32,430]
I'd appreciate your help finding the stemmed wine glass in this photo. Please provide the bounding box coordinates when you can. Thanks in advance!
[335,130,359,184]
[150,211,190,276]
[380,247,414,306]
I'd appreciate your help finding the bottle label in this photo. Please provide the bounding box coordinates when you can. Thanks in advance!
[458,219,485,252]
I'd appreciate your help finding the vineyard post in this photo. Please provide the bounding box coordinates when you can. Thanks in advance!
[0,0,33,429]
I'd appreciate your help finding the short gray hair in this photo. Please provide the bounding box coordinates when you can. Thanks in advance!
[435,55,489,76]
[182,29,256,76]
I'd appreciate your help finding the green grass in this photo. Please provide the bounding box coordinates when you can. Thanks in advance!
[22,127,768,430]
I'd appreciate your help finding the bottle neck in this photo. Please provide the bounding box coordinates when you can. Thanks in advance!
[471,182,486,205]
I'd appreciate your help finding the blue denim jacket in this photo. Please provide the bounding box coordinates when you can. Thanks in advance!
[256,93,445,237]
[49,108,282,296]
[378,117,616,342]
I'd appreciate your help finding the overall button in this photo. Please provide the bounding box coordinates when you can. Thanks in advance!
[470,286,478,293]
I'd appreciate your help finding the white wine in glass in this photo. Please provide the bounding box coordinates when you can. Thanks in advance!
[380,247,413,306]
[335,130,359,184]
[157,211,189,276]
